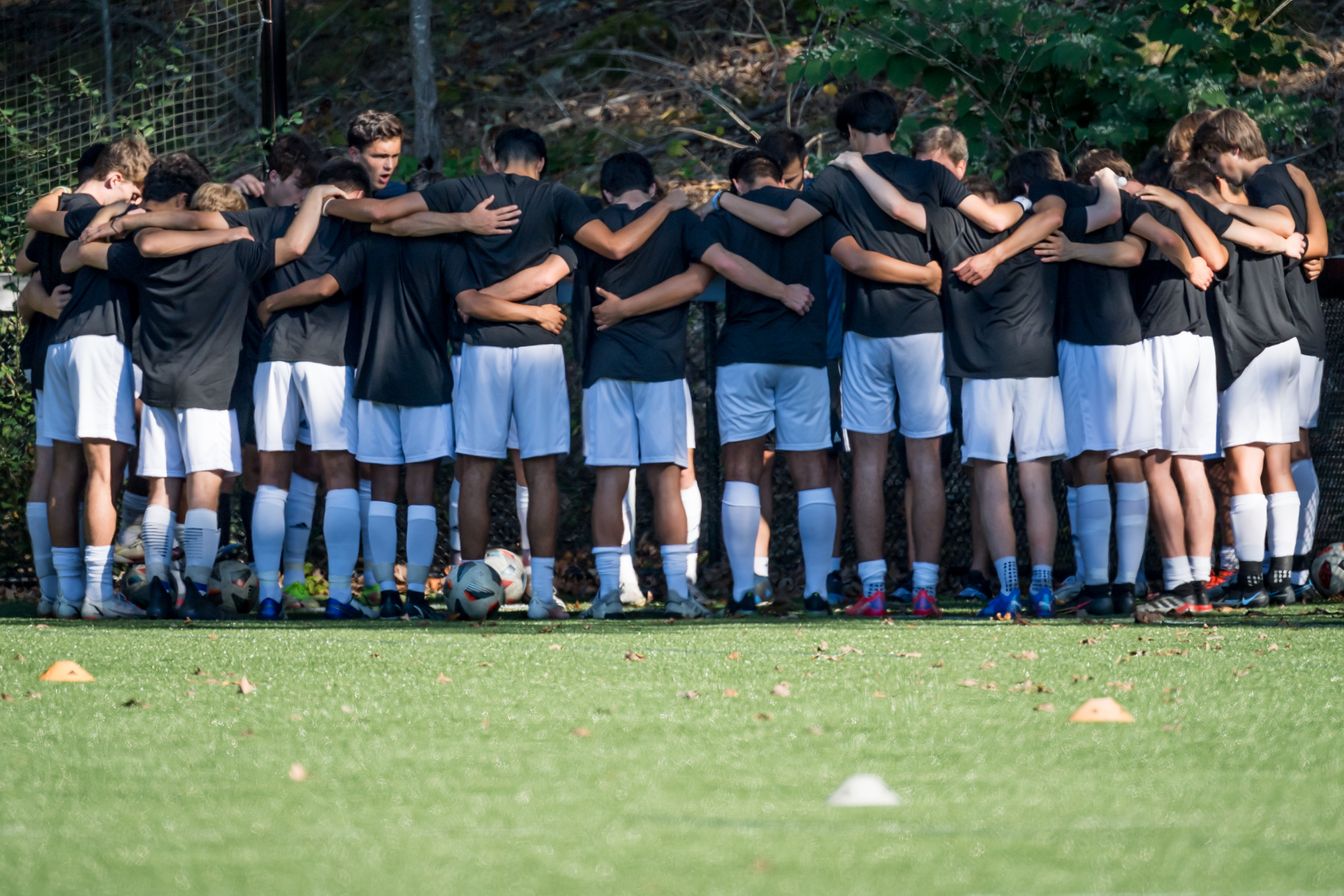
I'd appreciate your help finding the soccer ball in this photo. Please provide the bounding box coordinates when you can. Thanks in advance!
[484,547,529,603]
[1310,543,1344,597]
[449,560,505,620]
[114,523,145,564]
[210,559,259,614]
[119,563,152,609]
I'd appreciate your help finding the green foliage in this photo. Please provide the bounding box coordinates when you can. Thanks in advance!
[0,316,34,576]
[789,0,1325,174]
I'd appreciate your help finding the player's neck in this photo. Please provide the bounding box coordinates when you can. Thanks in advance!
[498,163,542,180]
[847,134,893,155]
[1243,155,1271,177]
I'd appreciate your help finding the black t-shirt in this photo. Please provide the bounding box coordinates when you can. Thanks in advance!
[22,192,100,387]
[1208,214,1299,390]
[798,154,970,339]
[577,203,701,387]
[1037,182,1150,346]
[925,206,1058,379]
[1245,163,1324,358]
[329,233,470,407]
[422,173,595,349]
[107,238,276,410]
[690,186,836,368]
[219,207,285,412]
[1129,196,1231,339]
[51,201,136,347]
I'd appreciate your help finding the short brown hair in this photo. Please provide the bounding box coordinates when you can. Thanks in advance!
[1164,110,1214,163]
[1192,108,1268,162]
[1004,148,1066,194]
[1073,148,1132,184]
[1168,159,1222,195]
[191,182,248,212]
[962,174,999,203]
[267,133,322,187]
[92,135,154,188]
[914,126,968,165]
[346,110,404,151]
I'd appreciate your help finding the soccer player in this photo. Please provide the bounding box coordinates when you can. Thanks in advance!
[347,110,408,198]
[715,89,1024,618]
[22,136,153,618]
[74,155,343,620]
[1194,109,1329,603]
[231,133,323,209]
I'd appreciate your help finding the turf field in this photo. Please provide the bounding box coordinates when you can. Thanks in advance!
[3,600,1343,895]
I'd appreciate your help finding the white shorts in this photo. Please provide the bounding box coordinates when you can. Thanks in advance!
[356,400,454,465]
[583,378,688,467]
[960,376,1066,464]
[132,363,143,400]
[1057,340,1156,458]
[1145,333,1217,457]
[841,331,951,438]
[455,344,569,460]
[138,406,241,478]
[716,363,830,451]
[33,388,51,449]
[684,379,696,451]
[1299,354,1323,430]
[254,361,355,453]
[1219,338,1301,449]
[39,336,137,445]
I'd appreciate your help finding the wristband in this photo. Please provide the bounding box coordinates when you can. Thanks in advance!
[321,196,337,217]
[1011,195,1032,212]
[1115,176,1128,188]
[711,190,723,211]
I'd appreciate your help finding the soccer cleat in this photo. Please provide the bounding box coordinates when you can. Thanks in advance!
[665,592,712,619]
[177,580,225,621]
[958,570,992,603]
[844,590,885,618]
[1111,583,1136,617]
[55,600,82,620]
[826,570,845,607]
[803,592,832,617]
[1029,583,1054,618]
[581,590,625,620]
[1267,583,1296,606]
[890,574,913,603]
[725,591,758,617]
[405,593,442,621]
[324,596,378,620]
[36,595,58,618]
[378,590,406,619]
[1206,566,1235,590]
[527,595,570,620]
[911,587,942,619]
[618,578,647,608]
[146,577,175,619]
[1216,584,1269,609]
[1055,583,1104,616]
[80,595,148,620]
[256,597,285,621]
[1291,581,1317,604]
[977,590,1021,620]
[282,580,317,611]
[1054,574,1084,604]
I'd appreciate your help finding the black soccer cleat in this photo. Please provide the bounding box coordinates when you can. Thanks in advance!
[803,593,832,617]
[405,593,442,621]
[177,578,225,621]
[146,576,176,620]
[379,590,406,619]
[1110,583,1136,617]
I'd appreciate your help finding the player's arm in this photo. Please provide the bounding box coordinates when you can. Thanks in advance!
[61,203,135,273]
[133,226,253,258]
[23,186,73,235]
[954,193,1026,235]
[257,274,341,326]
[716,193,822,238]
[1080,169,1124,232]
[1129,213,1214,289]
[698,243,812,315]
[369,196,521,237]
[1137,184,1229,272]
[829,152,927,232]
[953,195,1068,286]
[572,190,689,260]
[1221,219,1305,258]
[1222,200,1295,238]
[324,191,427,225]
[16,277,71,323]
[475,253,576,303]
[273,184,348,266]
[829,235,941,294]
[1286,164,1328,262]
[454,288,567,334]
[1036,232,1146,268]
[592,263,716,330]
[82,209,229,244]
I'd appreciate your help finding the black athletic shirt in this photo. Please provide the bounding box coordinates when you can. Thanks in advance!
[925,205,1058,379]
[328,233,472,407]
[577,203,701,387]
[690,185,836,368]
[1245,163,1324,358]
[1207,211,1298,390]
[422,173,595,349]
[1129,197,1231,339]
[797,154,970,339]
[22,192,100,387]
[1038,182,1151,346]
[107,238,276,410]
[50,202,135,347]
[219,207,283,413]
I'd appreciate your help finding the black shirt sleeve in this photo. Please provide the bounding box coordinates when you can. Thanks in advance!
[327,239,368,294]
[1120,193,1154,230]
[421,179,471,215]
[926,161,972,208]
[1186,191,1234,237]
[1245,171,1292,211]
[64,204,100,239]
[797,169,840,217]
[822,215,852,254]
[553,185,598,238]
[224,207,287,242]
[235,238,279,283]
[685,212,728,262]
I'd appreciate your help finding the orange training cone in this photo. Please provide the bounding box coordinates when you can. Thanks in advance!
[1069,697,1134,723]
[39,660,95,683]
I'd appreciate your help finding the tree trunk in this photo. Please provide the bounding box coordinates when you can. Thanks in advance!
[409,0,439,167]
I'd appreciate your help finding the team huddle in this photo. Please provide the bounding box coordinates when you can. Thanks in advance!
[13,88,1330,624]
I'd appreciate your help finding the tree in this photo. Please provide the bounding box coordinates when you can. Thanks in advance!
[409,0,439,166]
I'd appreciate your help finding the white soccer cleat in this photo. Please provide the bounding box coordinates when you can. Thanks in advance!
[618,578,647,608]
[80,595,147,619]
[1054,575,1084,603]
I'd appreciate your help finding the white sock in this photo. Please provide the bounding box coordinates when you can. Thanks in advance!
[1229,494,1268,564]
[619,552,640,591]
[1266,491,1300,559]
[448,477,462,560]
[681,481,702,583]
[721,480,761,599]
[1291,459,1319,558]
[405,504,436,593]
[1161,556,1192,590]
[26,501,59,600]
[52,546,85,606]
[142,504,172,583]
[1076,484,1112,586]
[84,545,114,602]
[368,500,398,594]
[753,555,769,578]
[1066,486,1084,576]
[182,508,219,587]
[252,484,287,602]
[994,556,1019,594]
[1190,554,1212,584]
[1114,482,1148,585]
[621,470,636,558]
[911,561,939,592]
[857,559,886,597]
[593,546,622,598]
[661,544,690,600]
[797,487,836,598]
[1031,564,1052,590]
[515,485,531,552]
[358,479,375,575]
[323,488,360,602]
[118,490,148,534]
[283,473,317,586]
[531,556,555,603]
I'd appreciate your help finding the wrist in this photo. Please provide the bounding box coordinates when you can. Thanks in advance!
[1012,195,1032,213]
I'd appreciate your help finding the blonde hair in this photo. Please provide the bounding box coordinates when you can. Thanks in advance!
[1073,148,1132,183]
[1193,108,1268,162]
[913,125,968,165]
[1164,110,1215,163]
[92,135,154,188]
[191,182,248,212]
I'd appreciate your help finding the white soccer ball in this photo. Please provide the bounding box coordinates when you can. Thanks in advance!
[450,560,505,620]
[210,559,259,614]
[484,547,528,603]
[114,524,145,563]
[1310,543,1344,597]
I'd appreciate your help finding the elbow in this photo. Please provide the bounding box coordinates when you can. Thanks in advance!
[1040,209,1065,232]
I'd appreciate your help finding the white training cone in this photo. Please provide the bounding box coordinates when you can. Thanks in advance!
[827,773,901,807]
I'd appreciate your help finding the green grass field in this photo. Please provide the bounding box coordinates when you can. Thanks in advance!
[3,600,1343,895]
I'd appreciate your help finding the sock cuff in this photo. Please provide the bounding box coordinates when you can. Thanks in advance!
[1267,491,1300,509]
[722,480,760,505]
[797,487,836,507]
[1076,483,1110,502]
[26,501,47,516]
[856,559,887,578]
[143,502,170,522]
[1114,481,1148,499]
[660,544,692,558]
[256,484,288,503]
[369,500,398,519]
[1290,458,1314,473]
[1230,493,1268,512]
[516,485,530,499]
[592,545,622,556]
[325,488,359,509]
[52,545,81,559]
[531,556,554,570]
[84,545,114,562]
[912,561,939,574]
[680,482,700,495]
[184,508,217,529]
[407,504,436,522]
[288,474,319,498]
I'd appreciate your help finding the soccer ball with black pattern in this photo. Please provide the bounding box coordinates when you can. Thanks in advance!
[449,560,505,620]
[210,559,259,614]
[1309,543,1344,597]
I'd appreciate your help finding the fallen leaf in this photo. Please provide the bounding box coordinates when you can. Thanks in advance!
[0,693,11,702]
[871,690,887,699]
[807,725,823,735]
[625,651,646,662]
[207,633,219,641]
[1011,650,1039,661]
[571,727,591,737]
[771,682,792,698]
[548,644,562,651]
[34,624,49,630]
[436,673,451,685]
[959,679,979,688]
[931,659,945,668]
[121,698,145,708]
[1080,637,1099,645]
[26,692,40,700]
[340,704,354,714]
[815,641,829,652]
[12,654,25,662]
[726,651,742,661]
[754,712,772,721]
[481,716,490,731]
[894,650,920,658]
[237,676,257,696]
[1035,703,1055,713]
[478,662,492,668]
[677,690,700,700]
[288,763,308,782]
[980,660,997,670]
[1107,681,1135,692]
[1234,665,1254,678]
[289,713,303,721]
[722,688,739,698]
[1072,673,1092,682]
